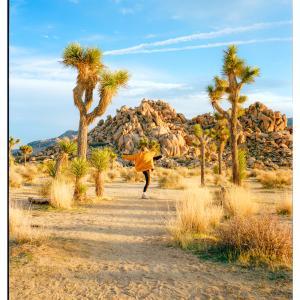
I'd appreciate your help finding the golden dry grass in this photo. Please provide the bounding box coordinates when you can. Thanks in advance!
[9,170,23,188]
[168,188,223,247]
[256,169,292,189]
[221,187,258,218]
[213,174,229,186]
[158,171,185,189]
[217,215,292,269]
[38,179,52,198]
[106,170,119,181]
[120,168,144,182]
[16,164,39,183]
[276,194,292,216]
[49,179,73,209]
[9,205,47,243]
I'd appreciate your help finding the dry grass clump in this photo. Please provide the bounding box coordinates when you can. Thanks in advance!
[49,179,73,209]
[9,170,23,188]
[168,188,223,247]
[158,172,185,189]
[217,215,292,268]
[38,179,52,198]
[213,174,229,186]
[120,168,144,182]
[276,194,292,216]
[106,170,119,182]
[256,169,292,189]
[221,187,258,218]
[16,164,39,183]
[9,205,47,243]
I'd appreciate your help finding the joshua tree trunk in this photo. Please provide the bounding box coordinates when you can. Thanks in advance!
[74,177,86,201]
[77,115,89,158]
[218,149,222,175]
[23,155,27,166]
[200,143,205,186]
[95,171,104,197]
[230,102,241,185]
[54,153,68,178]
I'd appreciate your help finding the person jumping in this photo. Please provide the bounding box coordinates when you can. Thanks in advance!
[122,145,162,199]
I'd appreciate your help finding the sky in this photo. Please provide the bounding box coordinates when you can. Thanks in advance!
[9,0,292,144]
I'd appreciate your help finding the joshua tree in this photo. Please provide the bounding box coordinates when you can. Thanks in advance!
[9,137,20,166]
[70,158,89,201]
[193,124,212,186]
[210,115,230,175]
[62,43,129,158]
[54,138,77,178]
[207,45,259,185]
[19,145,33,166]
[138,137,161,155]
[90,148,116,197]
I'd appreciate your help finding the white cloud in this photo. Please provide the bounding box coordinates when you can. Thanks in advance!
[104,37,291,56]
[120,7,135,15]
[103,20,291,55]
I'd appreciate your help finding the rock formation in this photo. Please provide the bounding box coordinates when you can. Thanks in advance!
[29,99,292,169]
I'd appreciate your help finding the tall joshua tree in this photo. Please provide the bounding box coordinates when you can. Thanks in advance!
[193,124,212,186]
[62,43,129,158]
[207,45,259,185]
[19,145,33,166]
[9,137,20,166]
[54,138,77,178]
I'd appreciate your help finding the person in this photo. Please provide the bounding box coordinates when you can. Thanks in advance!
[122,146,162,199]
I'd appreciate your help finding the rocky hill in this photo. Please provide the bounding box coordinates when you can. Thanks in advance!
[30,99,292,169]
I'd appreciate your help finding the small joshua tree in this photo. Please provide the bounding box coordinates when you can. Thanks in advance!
[62,43,129,158]
[207,45,259,185]
[90,148,116,197]
[210,114,230,175]
[193,124,212,186]
[54,138,77,178]
[70,158,89,201]
[19,145,33,166]
[9,137,20,166]
[138,137,161,155]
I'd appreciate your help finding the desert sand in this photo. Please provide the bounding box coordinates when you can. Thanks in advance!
[9,177,292,300]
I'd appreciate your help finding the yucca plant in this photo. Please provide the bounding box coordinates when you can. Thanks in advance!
[62,43,129,158]
[207,45,260,185]
[90,148,116,197]
[19,145,33,166]
[9,136,20,166]
[43,160,56,178]
[70,158,89,201]
[54,138,77,178]
[193,124,212,186]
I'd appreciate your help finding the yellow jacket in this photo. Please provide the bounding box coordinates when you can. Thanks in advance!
[122,150,157,172]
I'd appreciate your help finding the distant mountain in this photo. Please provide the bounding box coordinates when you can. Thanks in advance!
[23,130,78,154]
[287,117,293,127]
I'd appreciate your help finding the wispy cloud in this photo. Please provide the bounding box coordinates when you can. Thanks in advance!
[103,20,291,55]
[104,37,291,56]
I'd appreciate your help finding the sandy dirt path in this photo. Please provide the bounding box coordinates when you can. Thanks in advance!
[10,181,292,300]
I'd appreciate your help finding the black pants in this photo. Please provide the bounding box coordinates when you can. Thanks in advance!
[142,170,151,192]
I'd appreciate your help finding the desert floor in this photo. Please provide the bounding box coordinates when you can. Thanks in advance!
[9,175,292,300]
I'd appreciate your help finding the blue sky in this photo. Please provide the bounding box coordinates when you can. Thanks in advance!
[9,0,292,144]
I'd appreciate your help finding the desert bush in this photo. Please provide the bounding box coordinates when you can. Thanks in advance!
[49,179,73,209]
[120,168,144,182]
[9,205,46,243]
[257,169,292,189]
[217,215,292,268]
[221,187,258,218]
[276,194,292,216]
[159,172,185,189]
[168,188,223,247]
[70,158,89,201]
[9,170,23,188]
[42,160,57,178]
